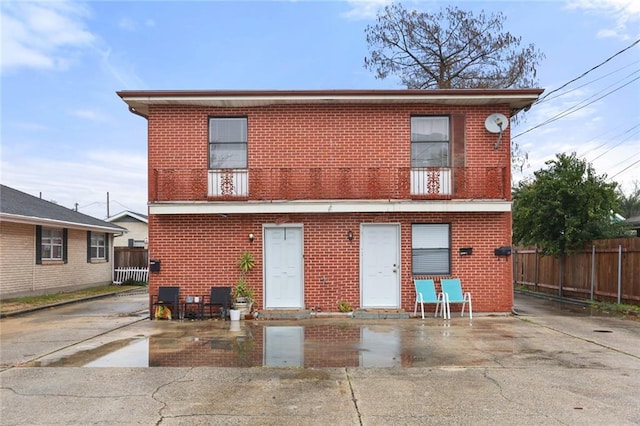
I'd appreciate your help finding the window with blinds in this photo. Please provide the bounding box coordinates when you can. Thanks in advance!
[411,224,450,275]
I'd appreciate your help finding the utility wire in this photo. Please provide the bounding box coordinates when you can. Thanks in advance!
[537,60,640,105]
[536,38,640,104]
[577,123,640,159]
[609,158,640,180]
[513,75,640,139]
[588,129,640,162]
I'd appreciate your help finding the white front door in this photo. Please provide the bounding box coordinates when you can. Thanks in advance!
[264,226,303,309]
[361,224,400,308]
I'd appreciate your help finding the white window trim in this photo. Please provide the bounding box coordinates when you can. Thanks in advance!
[42,228,63,261]
[411,224,451,275]
[91,232,106,260]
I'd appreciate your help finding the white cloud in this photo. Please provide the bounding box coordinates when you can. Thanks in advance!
[1,0,95,71]
[98,47,146,90]
[1,150,148,219]
[341,0,393,20]
[70,109,110,122]
[118,16,155,31]
[118,17,136,31]
[566,0,640,40]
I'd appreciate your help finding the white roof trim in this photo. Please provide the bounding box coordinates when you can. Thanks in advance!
[106,211,148,224]
[149,200,511,215]
[0,213,126,233]
[118,89,543,116]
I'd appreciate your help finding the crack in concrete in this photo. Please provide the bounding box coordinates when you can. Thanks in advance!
[482,368,563,424]
[152,367,194,425]
[0,385,147,399]
[344,368,363,426]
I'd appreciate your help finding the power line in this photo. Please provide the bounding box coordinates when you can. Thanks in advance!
[536,60,640,105]
[536,38,640,104]
[577,123,640,159]
[609,158,640,180]
[513,75,640,139]
[588,129,640,162]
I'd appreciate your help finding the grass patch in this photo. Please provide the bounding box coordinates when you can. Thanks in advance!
[0,285,143,315]
[590,301,640,317]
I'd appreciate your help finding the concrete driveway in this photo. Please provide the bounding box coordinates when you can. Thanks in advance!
[0,292,638,425]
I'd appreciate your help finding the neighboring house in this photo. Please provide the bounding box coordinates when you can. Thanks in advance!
[624,216,640,237]
[0,185,125,299]
[106,211,149,248]
[118,89,543,314]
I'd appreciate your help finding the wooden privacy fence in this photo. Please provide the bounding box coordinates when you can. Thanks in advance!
[113,267,149,285]
[113,247,149,285]
[513,238,640,305]
[114,247,149,269]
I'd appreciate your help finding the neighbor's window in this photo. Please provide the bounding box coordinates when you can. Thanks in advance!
[411,116,450,168]
[209,117,247,169]
[41,228,63,260]
[91,232,106,259]
[412,224,450,275]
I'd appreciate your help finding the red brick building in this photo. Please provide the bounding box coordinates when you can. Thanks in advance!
[118,89,542,315]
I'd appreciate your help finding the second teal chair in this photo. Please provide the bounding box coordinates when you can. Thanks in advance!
[441,278,472,320]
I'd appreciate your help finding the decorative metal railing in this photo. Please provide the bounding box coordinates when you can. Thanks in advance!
[150,167,508,202]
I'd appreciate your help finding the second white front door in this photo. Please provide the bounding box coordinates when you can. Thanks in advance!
[264,226,303,309]
[361,224,400,308]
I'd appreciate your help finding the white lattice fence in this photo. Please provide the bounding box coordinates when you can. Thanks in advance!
[113,267,149,284]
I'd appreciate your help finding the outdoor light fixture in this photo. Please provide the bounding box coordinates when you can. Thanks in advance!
[347,230,353,241]
[248,233,254,243]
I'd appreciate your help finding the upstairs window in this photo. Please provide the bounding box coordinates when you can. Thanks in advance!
[209,117,247,169]
[411,116,449,168]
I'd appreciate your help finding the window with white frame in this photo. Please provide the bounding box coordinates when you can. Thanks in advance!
[411,116,450,168]
[41,228,63,260]
[209,117,247,169]
[412,224,450,275]
[91,232,106,259]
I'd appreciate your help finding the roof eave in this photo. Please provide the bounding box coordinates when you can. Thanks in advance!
[1,213,127,234]
[117,89,544,118]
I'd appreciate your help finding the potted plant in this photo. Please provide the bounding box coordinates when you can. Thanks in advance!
[233,251,255,317]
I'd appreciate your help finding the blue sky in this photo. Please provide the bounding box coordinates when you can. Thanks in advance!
[1,0,639,219]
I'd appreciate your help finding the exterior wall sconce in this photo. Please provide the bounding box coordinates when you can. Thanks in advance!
[347,230,353,241]
[248,233,255,243]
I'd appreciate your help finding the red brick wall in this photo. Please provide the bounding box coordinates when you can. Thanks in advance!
[147,103,511,201]
[146,101,514,313]
[148,211,513,313]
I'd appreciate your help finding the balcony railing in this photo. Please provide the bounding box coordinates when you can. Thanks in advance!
[151,167,508,202]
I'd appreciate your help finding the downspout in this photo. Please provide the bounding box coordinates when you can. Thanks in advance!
[128,106,148,120]
[111,231,125,284]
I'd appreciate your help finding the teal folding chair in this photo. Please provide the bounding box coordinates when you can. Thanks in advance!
[441,278,472,319]
[413,279,446,319]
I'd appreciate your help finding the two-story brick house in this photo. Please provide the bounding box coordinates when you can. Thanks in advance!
[118,89,542,315]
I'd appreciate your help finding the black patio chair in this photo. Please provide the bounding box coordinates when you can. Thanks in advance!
[204,286,232,320]
[150,286,180,320]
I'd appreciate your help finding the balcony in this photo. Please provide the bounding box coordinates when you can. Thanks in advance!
[150,167,508,202]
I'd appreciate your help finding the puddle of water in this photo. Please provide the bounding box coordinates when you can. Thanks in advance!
[34,321,474,368]
[85,338,149,367]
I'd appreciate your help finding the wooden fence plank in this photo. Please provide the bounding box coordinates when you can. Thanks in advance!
[514,238,640,305]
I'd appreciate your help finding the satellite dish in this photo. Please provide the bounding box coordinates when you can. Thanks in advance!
[484,113,509,133]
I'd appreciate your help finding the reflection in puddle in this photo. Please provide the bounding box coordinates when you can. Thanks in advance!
[85,338,149,367]
[36,321,467,368]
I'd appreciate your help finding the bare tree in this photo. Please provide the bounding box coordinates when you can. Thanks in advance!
[364,4,544,89]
